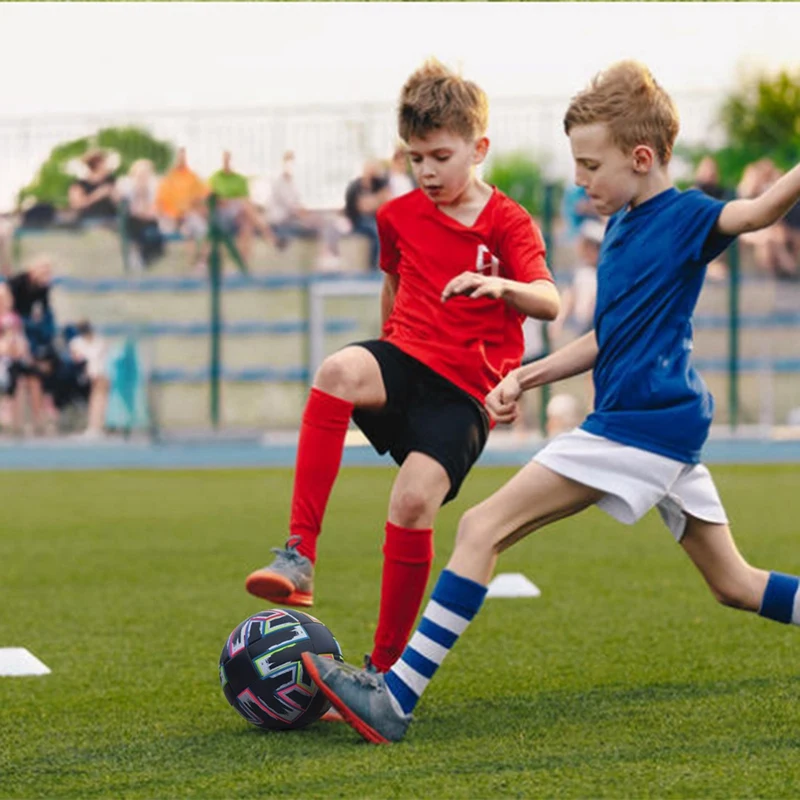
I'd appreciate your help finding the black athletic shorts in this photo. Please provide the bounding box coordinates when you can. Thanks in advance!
[351,340,490,503]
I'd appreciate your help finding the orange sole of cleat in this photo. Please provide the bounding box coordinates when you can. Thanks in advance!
[319,706,344,723]
[245,571,293,599]
[244,572,314,607]
[301,652,390,745]
[284,590,314,607]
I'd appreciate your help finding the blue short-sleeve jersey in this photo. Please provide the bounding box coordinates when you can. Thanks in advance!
[581,188,735,463]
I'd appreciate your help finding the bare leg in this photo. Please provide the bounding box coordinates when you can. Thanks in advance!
[87,376,109,433]
[26,375,44,434]
[447,460,605,585]
[680,516,769,612]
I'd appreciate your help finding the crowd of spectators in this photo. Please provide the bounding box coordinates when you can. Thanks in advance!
[693,154,800,281]
[12,144,419,274]
[7,145,796,439]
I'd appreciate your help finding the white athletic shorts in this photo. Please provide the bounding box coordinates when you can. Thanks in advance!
[534,429,728,542]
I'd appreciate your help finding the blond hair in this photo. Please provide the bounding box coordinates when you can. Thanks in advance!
[398,58,489,143]
[563,61,679,164]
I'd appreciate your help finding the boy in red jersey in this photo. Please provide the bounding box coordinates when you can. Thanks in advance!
[245,59,559,675]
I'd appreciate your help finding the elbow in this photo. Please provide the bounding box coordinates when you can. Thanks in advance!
[541,294,561,322]
[544,297,561,322]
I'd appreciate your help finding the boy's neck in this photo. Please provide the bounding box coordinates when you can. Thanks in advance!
[436,178,493,227]
[629,169,673,210]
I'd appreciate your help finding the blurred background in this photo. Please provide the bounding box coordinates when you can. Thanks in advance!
[0,3,799,448]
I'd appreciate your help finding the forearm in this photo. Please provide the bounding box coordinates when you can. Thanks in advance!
[517,330,598,390]
[721,164,800,234]
[502,279,560,321]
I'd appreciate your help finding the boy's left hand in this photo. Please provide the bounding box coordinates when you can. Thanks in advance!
[442,272,506,303]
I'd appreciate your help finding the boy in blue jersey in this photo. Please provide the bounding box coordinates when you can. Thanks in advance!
[301,61,800,744]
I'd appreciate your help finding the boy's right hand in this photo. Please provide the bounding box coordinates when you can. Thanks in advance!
[486,372,522,424]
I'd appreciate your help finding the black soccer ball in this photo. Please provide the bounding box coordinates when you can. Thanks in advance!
[219,609,342,730]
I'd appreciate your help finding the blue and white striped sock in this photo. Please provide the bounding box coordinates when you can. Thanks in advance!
[759,572,800,624]
[384,569,487,717]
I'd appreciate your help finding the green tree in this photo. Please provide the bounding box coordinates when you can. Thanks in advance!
[682,68,800,191]
[18,126,175,209]
[485,152,546,218]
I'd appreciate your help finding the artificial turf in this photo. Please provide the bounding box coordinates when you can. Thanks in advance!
[2,465,799,798]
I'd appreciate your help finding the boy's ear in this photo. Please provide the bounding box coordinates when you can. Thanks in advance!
[631,144,656,174]
[473,136,490,165]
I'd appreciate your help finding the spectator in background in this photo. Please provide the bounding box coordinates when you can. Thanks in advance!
[560,181,600,245]
[693,156,731,280]
[268,150,342,270]
[0,255,57,434]
[550,218,603,342]
[3,256,56,360]
[344,158,391,270]
[550,219,603,412]
[156,147,210,271]
[784,197,800,265]
[0,214,14,277]
[209,150,273,262]
[0,309,32,435]
[269,150,314,245]
[545,393,582,438]
[514,217,601,438]
[118,159,164,271]
[511,315,547,437]
[69,319,109,438]
[737,159,797,280]
[693,155,729,201]
[68,148,118,224]
[387,145,415,198]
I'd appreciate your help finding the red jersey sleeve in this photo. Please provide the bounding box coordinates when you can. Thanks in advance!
[500,208,552,284]
[377,206,401,275]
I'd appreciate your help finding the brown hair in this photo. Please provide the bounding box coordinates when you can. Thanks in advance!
[563,61,679,164]
[398,58,489,143]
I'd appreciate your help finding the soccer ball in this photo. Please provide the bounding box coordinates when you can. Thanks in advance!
[219,608,342,730]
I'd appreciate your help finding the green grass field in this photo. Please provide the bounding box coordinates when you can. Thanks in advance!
[2,465,800,799]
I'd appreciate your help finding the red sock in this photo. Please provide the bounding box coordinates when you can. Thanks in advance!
[370,522,434,672]
[288,388,353,564]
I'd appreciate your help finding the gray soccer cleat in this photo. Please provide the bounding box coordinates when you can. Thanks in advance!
[319,655,379,722]
[245,540,314,607]
[302,652,412,744]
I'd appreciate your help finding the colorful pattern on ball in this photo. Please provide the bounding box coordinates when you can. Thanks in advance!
[219,609,342,731]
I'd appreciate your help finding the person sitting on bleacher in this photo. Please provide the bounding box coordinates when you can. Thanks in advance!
[156,147,210,272]
[268,150,344,271]
[0,214,14,277]
[117,159,164,271]
[344,158,391,271]
[737,158,797,281]
[0,310,33,435]
[68,148,119,225]
[209,150,273,263]
[68,319,109,438]
[0,255,58,434]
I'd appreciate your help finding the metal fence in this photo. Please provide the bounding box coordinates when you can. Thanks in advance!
[0,90,725,212]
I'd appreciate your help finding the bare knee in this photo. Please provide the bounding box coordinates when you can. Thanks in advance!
[454,508,496,558]
[707,565,764,612]
[313,354,359,397]
[389,486,438,529]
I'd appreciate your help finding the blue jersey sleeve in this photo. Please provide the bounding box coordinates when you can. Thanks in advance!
[677,189,736,268]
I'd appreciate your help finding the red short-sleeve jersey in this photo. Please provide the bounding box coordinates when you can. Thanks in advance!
[378,187,553,404]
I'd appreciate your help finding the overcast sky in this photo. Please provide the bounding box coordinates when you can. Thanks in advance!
[1,2,800,117]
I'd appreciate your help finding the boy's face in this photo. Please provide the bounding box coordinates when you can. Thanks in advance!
[569,123,648,216]
[406,129,488,204]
